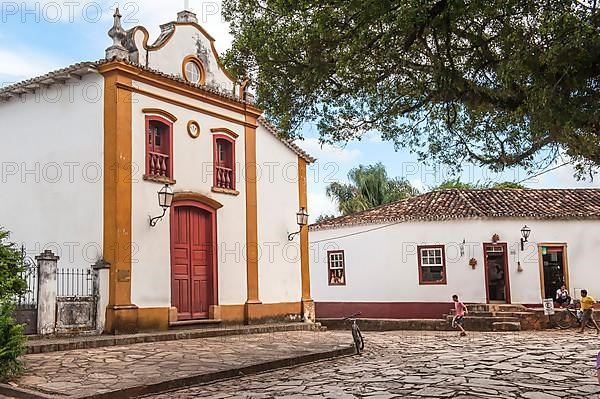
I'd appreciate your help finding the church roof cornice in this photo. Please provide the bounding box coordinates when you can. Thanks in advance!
[0,59,316,163]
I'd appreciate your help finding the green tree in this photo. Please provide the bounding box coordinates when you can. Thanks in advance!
[0,228,27,381]
[431,179,525,190]
[326,163,419,215]
[432,179,482,190]
[223,0,600,176]
[315,214,337,223]
[0,230,27,301]
[492,181,526,189]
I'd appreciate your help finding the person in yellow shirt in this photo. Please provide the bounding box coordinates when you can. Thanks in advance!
[579,289,600,334]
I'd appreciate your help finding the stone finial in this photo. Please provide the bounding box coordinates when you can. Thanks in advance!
[35,249,60,262]
[92,259,111,270]
[105,8,129,60]
[177,10,198,24]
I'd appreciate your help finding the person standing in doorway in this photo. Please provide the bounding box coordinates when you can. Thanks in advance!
[452,294,468,337]
[579,289,600,334]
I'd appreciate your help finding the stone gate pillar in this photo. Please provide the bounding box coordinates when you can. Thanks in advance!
[92,259,111,332]
[36,250,59,335]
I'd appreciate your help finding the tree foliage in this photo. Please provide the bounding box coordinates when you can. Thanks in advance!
[315,214,337,223]
[0,301,25,381]
[492,181,527,189]
[431,179,526,190]
[0,229,27,301]
[326,163,420,215]
[0,228,27,381]
[223,0,600,176]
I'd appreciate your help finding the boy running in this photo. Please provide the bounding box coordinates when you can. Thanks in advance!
[452,294,468,337]
[579,289,600,334]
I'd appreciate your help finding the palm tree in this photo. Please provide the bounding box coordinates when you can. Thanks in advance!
[326,163,420,215]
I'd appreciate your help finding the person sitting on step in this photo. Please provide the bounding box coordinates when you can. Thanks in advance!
[555,284,571,307]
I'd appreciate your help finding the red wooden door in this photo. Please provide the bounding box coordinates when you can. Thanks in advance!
[483,243,511,304]
[171,206,212,320]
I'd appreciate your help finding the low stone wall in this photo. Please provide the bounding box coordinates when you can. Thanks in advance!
[318,318,452,331]
[315,302,452,319]
[55,297,96,333]
[545,308,600,328]
[319,310,600,332]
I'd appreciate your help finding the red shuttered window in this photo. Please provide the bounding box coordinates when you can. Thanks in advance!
[145,116,173,180]
[213,135,235,190]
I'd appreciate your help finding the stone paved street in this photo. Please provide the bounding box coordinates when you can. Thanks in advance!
[9,330,349,398]
[145,330,600,399]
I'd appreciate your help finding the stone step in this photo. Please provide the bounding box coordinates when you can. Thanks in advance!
[467,304,529,313]
[26,322,323,354]
[450,310,536,318]
[445,315,521,323]
[169,319,223,329]
[445,315,522,331]
[492,321,521,331]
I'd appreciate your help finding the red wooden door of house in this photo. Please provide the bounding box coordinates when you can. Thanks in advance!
[483,243,511,304]
[171,205,212,320]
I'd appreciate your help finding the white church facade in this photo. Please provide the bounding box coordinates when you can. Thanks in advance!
[0,9,315,333]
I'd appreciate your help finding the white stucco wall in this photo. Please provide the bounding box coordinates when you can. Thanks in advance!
[129,85,248,308]
[0,74,104,267]
[256,124,303,304]
[310,219,600,305]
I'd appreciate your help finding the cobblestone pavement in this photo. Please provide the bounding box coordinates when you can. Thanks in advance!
[145,330,600,399]
[11,330,348,398]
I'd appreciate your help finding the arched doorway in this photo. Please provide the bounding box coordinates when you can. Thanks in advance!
[170,199,218,320]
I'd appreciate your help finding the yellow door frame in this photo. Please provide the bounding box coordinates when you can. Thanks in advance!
[537,243,570,300]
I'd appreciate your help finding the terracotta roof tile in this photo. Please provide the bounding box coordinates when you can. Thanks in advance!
[0,58,247,104]
[310,188,600,230]
[0,61,100,98]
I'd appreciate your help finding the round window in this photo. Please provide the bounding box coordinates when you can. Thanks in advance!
[184,60,201,84]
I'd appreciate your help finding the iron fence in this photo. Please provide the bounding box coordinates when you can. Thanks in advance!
[57,268,94,297]
[14,245,38,308]
[14,246,39,335]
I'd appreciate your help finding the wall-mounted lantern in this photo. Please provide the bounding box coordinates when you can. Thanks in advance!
[149,184,174,227]
[520,225,531,251]
[288,207,309,241]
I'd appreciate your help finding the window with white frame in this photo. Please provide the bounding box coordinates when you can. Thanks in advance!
[327,250,346,286]
[418,245,446,284]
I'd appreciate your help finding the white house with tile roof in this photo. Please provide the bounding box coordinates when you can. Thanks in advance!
[309,189,600,319]
[0,9,315,333]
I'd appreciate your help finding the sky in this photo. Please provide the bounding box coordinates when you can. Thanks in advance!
[2,0,598,221]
